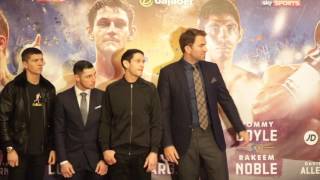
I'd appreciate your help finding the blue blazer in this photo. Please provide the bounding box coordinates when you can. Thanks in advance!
[158,59,245,155]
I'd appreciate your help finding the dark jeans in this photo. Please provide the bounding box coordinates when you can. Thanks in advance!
[8,153,46,180]
[175,127,229,180]
[109,152,151,180]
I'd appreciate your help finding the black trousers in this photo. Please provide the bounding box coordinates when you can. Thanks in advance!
[8,153,46,180]
[109,152,151,180]
[65,170,105,180]
[174,127,229,180]
[64,152,105,180]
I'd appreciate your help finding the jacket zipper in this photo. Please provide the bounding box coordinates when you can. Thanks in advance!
[129,84,133,156]
[41,90,47,152]
[24,88,31,153]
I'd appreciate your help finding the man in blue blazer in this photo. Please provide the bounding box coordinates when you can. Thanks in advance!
[158,28,249,180]
[54,60,107,179]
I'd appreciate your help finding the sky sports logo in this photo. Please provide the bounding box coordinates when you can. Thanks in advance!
[262,0,301,7]
[140,0,193,8]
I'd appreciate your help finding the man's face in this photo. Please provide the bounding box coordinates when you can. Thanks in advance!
[90,6,131,54]
[124,53,145,78]
[203,14,241,62]
[23,54,44,75]
[187,35,207,61]
[75,67,96,90]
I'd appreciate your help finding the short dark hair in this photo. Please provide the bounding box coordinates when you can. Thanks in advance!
[121,49,144,69]
[0,10,9,39]
[179,28,206,53]
[88,0,134,30]
[73,60,94,74]
[198,0,240,30]
[21,47,42,62]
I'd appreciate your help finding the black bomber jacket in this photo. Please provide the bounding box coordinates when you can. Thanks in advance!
[0,71,56,153]
[99,77,162,154]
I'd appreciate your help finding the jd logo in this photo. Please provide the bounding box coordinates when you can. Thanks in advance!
[304,130,318,146]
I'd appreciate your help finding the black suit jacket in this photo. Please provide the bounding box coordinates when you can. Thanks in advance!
[158,59,245,155]
[54,87,104,169]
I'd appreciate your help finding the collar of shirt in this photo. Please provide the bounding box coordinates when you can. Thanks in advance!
[182,59,199,71]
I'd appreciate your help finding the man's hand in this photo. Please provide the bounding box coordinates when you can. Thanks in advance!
[0,67,12,86]
[31,34,41,48]
[103,150,117,165]
[251,64,320,160]
[143,152,158,172]
[238,130,250,146]
[48,150,56,165]
[95,160,108,176]
[252,65,300,121]
[164,146,179,165]
[60,161,75,178]
[252,84,295,121]
[7,150,19,167]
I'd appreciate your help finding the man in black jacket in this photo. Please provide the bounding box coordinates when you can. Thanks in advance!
[99,49,161,180]
[0,47,56,180]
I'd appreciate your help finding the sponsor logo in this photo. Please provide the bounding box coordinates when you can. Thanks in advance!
[304,130,318,146]
[261,0,301,7]
[139,0,193,7]
[140,0,154,7]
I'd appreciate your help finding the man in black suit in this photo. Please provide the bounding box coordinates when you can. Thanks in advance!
[54,60,107,179]
[157,28,249,180]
